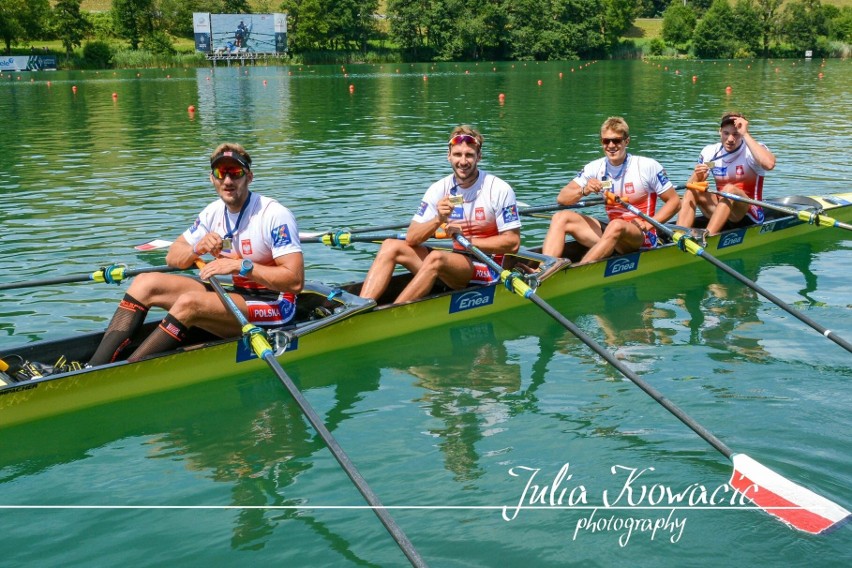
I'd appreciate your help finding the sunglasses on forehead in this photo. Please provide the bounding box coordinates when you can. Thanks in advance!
[212,166,248,180]
[601,137,624,145]
[448,134,481,147]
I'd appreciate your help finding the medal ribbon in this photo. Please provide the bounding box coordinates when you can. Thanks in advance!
[224,191,252,243]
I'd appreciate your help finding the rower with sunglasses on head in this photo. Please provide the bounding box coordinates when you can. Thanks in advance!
[88,143,304,366]
[541,116,680,262]
[359,125,521,304]
[676,112,776,234]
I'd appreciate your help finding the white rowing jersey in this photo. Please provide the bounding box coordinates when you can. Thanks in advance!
[573,154,674,222]
[698,142,770,223]
[414,171,522,250]
[183,192,302,289]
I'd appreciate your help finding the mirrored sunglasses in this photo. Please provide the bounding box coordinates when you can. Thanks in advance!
[212,166,248,180]
[448,134,480,147]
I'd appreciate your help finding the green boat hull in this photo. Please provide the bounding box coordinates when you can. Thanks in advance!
[1,192,850,427]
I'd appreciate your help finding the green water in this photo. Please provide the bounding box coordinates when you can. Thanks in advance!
[0,59,850,566]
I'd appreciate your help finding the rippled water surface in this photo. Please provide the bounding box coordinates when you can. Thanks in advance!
[0,59,850,566]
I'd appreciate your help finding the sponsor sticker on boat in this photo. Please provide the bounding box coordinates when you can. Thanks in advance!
[449,286,496,314]
[716,229,746,249]
[604,253,640,277]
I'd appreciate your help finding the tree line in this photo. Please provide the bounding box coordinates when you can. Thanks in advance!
[2,0,850,64]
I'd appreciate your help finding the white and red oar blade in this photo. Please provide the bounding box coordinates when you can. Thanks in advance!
[134,239,173,251]
[730,454,851,534]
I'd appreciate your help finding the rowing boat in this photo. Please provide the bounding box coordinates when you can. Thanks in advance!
[2,192,850,428]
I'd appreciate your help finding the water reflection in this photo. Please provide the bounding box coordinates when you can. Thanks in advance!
[0,367,383,560]
[406,321,521,483]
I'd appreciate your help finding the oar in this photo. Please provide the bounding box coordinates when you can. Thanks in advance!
[133,198,614,252]
[0,265,187,292]
[204,274,427,567]
[301,231,407,247]
[452,232,850,534]
[605,190,852,354]
[518,197,605,216]
[686,181,852,231]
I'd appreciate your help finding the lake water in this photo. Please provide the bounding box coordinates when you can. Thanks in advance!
[0,59,850,566]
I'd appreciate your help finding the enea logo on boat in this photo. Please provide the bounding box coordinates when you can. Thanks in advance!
[604,253,640,277]
[449,287,496,313]
[717,229,746,249]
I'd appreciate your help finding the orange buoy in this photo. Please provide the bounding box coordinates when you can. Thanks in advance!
[72,85,77,93]
[692,75,697,82]
[537,79,542,86]
[725,86,732,94]
[112,92,118,99]
[188,105,196,112]
[349,84,355,93]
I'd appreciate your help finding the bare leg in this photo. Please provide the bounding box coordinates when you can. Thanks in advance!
[705,194,750,235]
[395,250,476,304]
[359,239,429,300]
[581,219,643,263]
[542,211,604,257]
[677,189,699,228]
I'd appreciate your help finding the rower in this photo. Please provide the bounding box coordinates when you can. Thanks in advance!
[358,125,521,304]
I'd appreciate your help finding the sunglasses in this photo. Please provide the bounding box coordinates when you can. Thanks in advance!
[212,166,248,180]
[601,137,624,146]
[448,134,480,147]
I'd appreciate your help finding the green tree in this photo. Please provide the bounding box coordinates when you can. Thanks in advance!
[507,0,605,60]
[601,0,636,45]
[220,0,251,12]
[827,7,852,42]
[755,0,782,55]
[781,0,827,52]
[661,2,696,53]
[0,0,50,54]
[635,0,669,17]
[693,0,737,58]
[158,0,205,38]
[733,0,762,56]
[52,0,91,57]
[387,0,431,58]
[112,0,154,50]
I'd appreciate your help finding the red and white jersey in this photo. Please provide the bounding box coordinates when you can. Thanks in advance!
[698,142,770,223]
[183,192,302,289]
[573,155,674,222]
[698,141,769,199]
[414,171,522,241]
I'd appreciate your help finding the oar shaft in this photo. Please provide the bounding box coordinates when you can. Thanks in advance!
[302,231,407,246]
[207,276,427,568]
[608,191,852,354]
[0,265,186,291]
[529,293,734,457]
[453,233,734,458]
[689,183,852,231]
[693,248,852,353]
[454,234,850,535]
